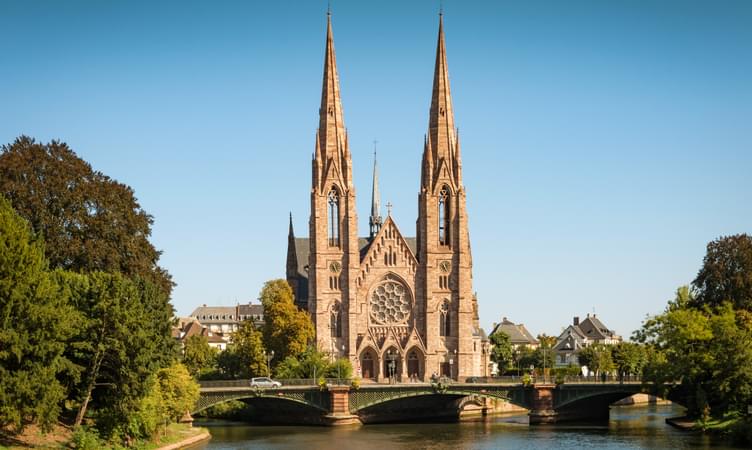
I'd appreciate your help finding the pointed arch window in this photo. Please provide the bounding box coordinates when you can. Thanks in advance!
[328,187,340,247]
[330,301,342,338]
[439,299,451,337]
[438,186,450,246]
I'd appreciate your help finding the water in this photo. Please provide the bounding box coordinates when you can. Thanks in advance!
[192,404,740,450]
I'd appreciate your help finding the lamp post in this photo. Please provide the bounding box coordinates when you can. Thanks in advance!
[338,345,345,381]
[265,350,274,376]
[387,350,396,384]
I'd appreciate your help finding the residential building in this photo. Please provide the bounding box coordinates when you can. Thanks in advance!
[189,302,264,335]
[553,314,622,367]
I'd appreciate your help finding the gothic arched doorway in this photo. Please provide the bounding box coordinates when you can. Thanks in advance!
[360,349,377,381]
[406,348,423,381]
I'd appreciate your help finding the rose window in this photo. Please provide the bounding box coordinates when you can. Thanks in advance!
[370,280,411,325]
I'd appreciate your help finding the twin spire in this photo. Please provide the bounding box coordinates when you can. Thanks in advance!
[315,12,460,224]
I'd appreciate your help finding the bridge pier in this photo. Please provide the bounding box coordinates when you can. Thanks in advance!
[528,384,557,425]
[323,386,361,426]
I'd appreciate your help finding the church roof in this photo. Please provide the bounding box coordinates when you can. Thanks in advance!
[292,236,417,277]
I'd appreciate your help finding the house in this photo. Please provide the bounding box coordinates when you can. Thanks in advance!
[172,317,230,351]
[189,302,264,335]
[488,318,538,375]
[553,314,622,367]
[489,318,539,349]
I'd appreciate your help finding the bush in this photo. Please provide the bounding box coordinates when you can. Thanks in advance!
[351,377,361,390]
[522,374,532,386]
[71,426,103,450]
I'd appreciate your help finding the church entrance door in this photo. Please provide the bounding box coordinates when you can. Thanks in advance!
[361,352,374,380]
[407,351,420,380]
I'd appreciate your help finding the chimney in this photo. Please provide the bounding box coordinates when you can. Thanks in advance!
[573,316,580,326]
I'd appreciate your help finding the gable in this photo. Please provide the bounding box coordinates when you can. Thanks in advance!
[355,216,418,289]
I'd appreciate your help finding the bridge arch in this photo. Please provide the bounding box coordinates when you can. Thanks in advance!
[194,390,329,416]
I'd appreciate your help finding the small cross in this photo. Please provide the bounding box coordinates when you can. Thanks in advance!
[386,201,393,216]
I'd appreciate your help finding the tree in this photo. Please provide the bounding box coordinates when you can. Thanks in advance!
[260,280,314,363]
[156,363,199,423]
[489,331,513,371]
[611,342,646,378]
[275,346,330,379]
[577,344,613,376]
[0,136,172,295]
[68,272,172,434]
[182,335,218,378]
[0,196,78,432]
[692,234,752,311]
[232,320,269,377]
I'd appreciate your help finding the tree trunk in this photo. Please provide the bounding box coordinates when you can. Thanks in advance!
[74,348,104,427]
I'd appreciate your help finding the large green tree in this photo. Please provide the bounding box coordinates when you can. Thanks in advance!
[692,234,752,311]
[260,280,314,363]
[67,272,173,433]
[0,136,172,295]
[0,196,78,432]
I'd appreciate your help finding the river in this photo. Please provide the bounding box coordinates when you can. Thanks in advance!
[191,404,741,449]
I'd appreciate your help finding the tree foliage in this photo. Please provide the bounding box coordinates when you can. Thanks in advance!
[0,136,172,295]
[692,234,752,311]
[260,280,314,363]
[611,342,646,377]
[637,286,752,416]
[66,272,174,434]
[182,335,218,378]
[0,196,78,432]
[489,331,513,370]
[577,344,614,376]
[274,347,352,380]
[232,320,269,378]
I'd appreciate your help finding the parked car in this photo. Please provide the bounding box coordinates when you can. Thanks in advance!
[250,377,282,388]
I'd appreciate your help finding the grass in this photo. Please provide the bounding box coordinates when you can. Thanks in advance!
[0,423,208,450]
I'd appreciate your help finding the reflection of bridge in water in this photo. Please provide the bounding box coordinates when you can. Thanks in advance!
[196,379,682,426]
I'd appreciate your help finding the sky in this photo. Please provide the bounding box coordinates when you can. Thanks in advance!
[1,0,750,339]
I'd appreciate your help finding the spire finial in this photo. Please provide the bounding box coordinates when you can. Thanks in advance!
[439,0,444,16]
[327,0,331,16]
[369,141,382,238]
[386,201,393,217]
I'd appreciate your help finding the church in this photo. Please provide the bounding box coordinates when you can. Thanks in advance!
[286,14,489,382]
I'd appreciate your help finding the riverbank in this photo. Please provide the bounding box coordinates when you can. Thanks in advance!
[0,423,209,449]
[666,414,752,446]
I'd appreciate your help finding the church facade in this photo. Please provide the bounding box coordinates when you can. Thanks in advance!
[286,14,489,382]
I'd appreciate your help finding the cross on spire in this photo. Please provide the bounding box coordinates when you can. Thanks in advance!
[386,201,393,216]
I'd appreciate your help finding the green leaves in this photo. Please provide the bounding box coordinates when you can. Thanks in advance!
[693,234,752,312]
[260,280,314,364]
[489,331,513,369]
[0,196,77,432]
[0,136,172,295]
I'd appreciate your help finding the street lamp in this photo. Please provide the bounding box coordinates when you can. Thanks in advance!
[387,350,396,384]
[338,345,345,381]
[265,350,274,376]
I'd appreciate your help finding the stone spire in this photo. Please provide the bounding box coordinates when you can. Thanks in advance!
[422,13,459,189]
[369,143,382,238]
[314,12,351,191]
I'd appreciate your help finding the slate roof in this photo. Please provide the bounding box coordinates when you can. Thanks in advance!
[490,318,538,346]
[293,237,418,277]
[189,303,264,323]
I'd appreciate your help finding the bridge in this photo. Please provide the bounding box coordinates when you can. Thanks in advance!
[196,378,680,425]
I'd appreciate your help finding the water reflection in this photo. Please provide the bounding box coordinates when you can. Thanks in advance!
[193,404,739,450]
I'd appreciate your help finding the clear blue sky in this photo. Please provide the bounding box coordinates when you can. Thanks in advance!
[1,0,750,339]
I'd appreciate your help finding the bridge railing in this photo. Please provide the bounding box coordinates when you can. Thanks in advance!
[199,378,354,388]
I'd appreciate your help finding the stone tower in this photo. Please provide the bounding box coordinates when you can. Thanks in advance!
[308,13,359,359]
[416,14,477,380]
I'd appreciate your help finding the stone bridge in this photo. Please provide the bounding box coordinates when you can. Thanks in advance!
[196,380,679,425]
